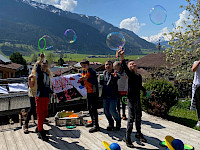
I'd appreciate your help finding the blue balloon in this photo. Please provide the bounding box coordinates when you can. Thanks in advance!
[109,143,121,150]
[172,139,184,150]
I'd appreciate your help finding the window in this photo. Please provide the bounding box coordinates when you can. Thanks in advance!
[0,71,3,79]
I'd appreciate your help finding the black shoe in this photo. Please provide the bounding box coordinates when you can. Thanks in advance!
[107,125,114,131]
[23,124,29,134]
[89,126,100,133]
[85,122,93,127]
[35,127,49,135]
[43,129,50,135]
[135,132,147,143]
[37,131,49,141]
[123,136,134,148]
[35,127,38,133]
[115,122,121,130]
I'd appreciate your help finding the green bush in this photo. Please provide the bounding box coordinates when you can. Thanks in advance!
[141,79,179,117]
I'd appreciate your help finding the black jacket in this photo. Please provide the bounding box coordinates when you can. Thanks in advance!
[121,60,145,99]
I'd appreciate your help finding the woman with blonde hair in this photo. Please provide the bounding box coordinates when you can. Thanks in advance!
[34,54,53,141]
[23,63,37,134]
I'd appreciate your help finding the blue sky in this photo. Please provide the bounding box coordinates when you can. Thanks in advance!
[34,0,190,42]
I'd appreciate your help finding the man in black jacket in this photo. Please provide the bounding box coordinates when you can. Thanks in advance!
[118,49,147,148]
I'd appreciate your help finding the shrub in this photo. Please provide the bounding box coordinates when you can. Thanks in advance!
[141,79,179,117]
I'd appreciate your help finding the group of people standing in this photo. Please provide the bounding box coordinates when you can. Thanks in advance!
[24,49,147,147]
[80,49,147,148]
[24,48,200,147]
[23,47,200,148]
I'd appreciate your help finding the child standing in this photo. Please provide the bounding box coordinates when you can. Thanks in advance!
[23,68,37,134]
[113,61,128,120]
[100,60,121,131]
[35,54,53,141]
[119,49,147,148]
[80,59,100,133]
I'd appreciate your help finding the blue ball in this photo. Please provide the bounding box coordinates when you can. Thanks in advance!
[109,143,121,150]
[172,139,184,150]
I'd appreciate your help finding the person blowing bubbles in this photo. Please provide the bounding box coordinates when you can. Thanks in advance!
[34,54,55,141]
[118,48,147,148]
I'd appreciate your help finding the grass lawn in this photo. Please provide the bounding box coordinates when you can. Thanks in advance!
[167,99,200,131]
[59,53,144,64]
[24,51,145,64]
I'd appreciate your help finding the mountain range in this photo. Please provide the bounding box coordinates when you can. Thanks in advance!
[0,0,156,56]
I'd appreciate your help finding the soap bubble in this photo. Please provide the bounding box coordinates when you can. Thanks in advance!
[106,32,126,51]
[64,29,77,43]
[149,5,167,25]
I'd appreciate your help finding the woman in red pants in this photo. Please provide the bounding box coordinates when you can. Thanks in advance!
[35,54,53,141]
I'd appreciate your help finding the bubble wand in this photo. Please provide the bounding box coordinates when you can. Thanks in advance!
[38,37,46,54]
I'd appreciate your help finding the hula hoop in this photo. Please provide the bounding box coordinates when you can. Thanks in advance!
[159,141,194,150]
[122,96,128,105]
[38,37,46,53]
[66,125,76,129]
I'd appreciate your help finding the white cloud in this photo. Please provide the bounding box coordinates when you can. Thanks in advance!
[55,0,77,11]
[33,0,77,11]
[175,10,193,32]
[120,17,146,33]
[141,27,170,43]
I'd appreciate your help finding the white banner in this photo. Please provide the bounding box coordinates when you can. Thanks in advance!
[0,86,8,94]
[51,73,87,97]
[8,83,28,92]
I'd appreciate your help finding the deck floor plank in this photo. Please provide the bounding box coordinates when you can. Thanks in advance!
[0,125,8,150]
[2,124,18,150]
[0,108,200,150]
[12,123,29,150]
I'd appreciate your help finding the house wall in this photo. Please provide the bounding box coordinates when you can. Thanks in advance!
[0,67,15,79]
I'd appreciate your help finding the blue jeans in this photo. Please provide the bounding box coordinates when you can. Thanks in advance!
[103,98,121,127]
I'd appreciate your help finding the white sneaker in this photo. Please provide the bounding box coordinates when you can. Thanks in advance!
[196,121,200,128]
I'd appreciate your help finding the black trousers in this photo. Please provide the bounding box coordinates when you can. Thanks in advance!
[197,98,200,121]
[194,87,200,121]
[87,93,99,127]
[25,97,37,125]
[126,97,142,136]
[117,95,126,117]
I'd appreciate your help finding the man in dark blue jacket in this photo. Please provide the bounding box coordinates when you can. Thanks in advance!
[100,60,121,131]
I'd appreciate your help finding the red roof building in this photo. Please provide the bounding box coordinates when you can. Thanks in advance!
[0,54,23,79]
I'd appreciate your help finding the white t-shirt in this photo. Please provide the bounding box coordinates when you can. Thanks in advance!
[193,61,200,86]
[117,70,128,92]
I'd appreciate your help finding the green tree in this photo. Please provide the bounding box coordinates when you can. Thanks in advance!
[57,57,65,66]
[10,52,28,76]
[10,52,26,65]
[165,0,200,80]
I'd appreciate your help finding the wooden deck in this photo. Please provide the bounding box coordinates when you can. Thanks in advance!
[0,109,200,150]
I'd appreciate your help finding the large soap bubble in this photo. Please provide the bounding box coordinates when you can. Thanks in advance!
[106,32,126,51]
